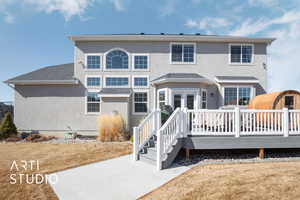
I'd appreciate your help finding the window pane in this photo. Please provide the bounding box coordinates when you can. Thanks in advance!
[134,92,147,113]
[87,92,100,102]
[238,87,251,105]
[224,88,237,105]
[134,77,148,87]
[159,91,165,101]
[171,44,183,62]
[106,50,128,69]
[106,77,129,86]
[242,45,252,63]
[174,95,181,109]
[87,103,100,112]
[87,56,100,69]
[87,77,101,86]
[183,45,194,62]
[202,90,207,109]
[187,95,194,109]
[231,45,241,63]
[134,56,148,69]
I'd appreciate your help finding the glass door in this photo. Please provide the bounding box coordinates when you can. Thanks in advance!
[173,94,182,109]
[186,95,195,109]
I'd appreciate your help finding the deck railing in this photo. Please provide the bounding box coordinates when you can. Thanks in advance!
[188,108,300,137]
[133,109,161,161]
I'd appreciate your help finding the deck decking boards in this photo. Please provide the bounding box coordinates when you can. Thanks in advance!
[184,135,300,149]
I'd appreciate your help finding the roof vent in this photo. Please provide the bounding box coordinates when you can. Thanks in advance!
[179,33,184,35]
[140,32,145,35]
[160,33,165,35]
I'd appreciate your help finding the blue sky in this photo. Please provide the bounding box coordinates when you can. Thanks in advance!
[0,0,300,101]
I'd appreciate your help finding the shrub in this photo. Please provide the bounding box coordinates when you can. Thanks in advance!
[161,105,174,125]
[97,112,126,142]
[0,112,17,139]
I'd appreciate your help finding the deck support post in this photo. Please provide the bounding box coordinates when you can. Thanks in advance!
[235,107,240,137]
[156,110,162,170]
[283,108,289,137]
[259,148,265,159]
[133,127,139,161]
[185,148,190,160]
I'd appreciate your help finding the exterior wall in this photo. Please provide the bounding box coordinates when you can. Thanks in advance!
[74,41,268,131]
[14,85,99,135]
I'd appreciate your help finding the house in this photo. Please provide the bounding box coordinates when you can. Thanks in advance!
[5,33,275,136]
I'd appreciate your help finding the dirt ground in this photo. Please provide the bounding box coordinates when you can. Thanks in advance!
[0,142,132,200]
[141,161,300,200]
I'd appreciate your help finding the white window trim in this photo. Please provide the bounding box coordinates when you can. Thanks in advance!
[132,53,150,71]
[228,44,255,65]
[84,53,102,71]
[170,42,196,65]
[85,75,102,89]
[103,75,130,88]
[132,75,149,88]
[85,89,101,115]
[132,89,149,115]
[103,48,131,71]
[157,88,168,109]
[222,85,254,106]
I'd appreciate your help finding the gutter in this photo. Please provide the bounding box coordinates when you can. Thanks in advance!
[4,79,79,85]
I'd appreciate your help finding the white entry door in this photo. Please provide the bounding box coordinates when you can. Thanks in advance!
[172,89,198,110]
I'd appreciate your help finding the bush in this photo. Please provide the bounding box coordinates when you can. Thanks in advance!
[161,105,174,125]
[0,112,17,139]
[97,112,127,142]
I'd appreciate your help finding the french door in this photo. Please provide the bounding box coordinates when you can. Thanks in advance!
[172,91,197,110]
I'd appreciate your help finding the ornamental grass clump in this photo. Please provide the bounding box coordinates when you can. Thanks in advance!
[97,112,126,142]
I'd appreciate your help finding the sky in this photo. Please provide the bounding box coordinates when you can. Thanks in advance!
[0,0,300,101]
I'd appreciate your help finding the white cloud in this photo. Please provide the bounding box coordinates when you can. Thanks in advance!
[229,11,300,36]
[4,13,15,24]
[185,17,231,32]
[109,0,124,11]
[23,0,94,20]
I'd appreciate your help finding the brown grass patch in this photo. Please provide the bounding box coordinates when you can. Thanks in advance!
[141,161,300,200]
[0,142,132,200]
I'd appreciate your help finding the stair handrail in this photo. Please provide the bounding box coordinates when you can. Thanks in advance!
[157,107,183,170]
[133,109,161,161]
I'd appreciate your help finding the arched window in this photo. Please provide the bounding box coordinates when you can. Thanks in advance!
[106,50,129,69]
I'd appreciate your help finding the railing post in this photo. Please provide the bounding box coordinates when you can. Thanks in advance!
[156,130,162,170]
[133,127,139,161]
[283,108,289,137]
[156,109,161,131]
[235,107,240,137]
[182,107,188,137]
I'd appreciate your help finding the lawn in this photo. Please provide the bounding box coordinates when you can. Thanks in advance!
[141,161,300,200]
[0,142,132,200]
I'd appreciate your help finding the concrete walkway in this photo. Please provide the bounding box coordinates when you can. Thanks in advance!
[49,155,190,200]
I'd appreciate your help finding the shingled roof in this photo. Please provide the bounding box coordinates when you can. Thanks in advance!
[151,73,213,85]
[4,63,78,85]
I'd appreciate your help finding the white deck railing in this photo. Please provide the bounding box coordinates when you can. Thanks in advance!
[133,109,161,161]
[188,108,300,137]
[157,108,183,169]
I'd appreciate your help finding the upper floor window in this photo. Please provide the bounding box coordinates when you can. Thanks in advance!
[106,50,129,69]
[224,87,252,106]
[230,44,253,64]
[133,54,149,70]
[86,76,101,88]
[105,76,129,87]
[132,76,149,88]
[86,55,101,69]
[171,43,195,64]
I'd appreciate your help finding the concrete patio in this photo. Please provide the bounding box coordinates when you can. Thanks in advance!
[49,155,190,200]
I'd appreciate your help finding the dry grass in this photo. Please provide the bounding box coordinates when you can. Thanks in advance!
[97,113,127,142]
[141,161,300,200]
[0,142,132,200]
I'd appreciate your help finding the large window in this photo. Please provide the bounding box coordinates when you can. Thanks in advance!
[87,92,100,113]
[106,50,129,69]
[230,44,253,64]
[105,77,129,87]
[133,54,148,70]
[133,92,148,114]
[86,55,101,69]
[86,76,101,87]
[132,76,148,88]
[224,87,252,106]
[171,43,195,64]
